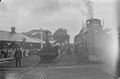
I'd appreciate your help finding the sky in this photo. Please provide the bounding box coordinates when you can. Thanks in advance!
[90,0,115,3]
[0,0,117,43]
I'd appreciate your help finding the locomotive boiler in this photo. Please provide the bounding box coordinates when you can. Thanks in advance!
[75,17,119,75]
[76,18,112,62]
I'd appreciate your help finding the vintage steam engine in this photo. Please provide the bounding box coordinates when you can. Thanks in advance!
[75,18,109,62]
[39,31,58,62]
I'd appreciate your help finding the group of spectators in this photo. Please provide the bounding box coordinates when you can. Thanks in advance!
[0,48,40,59]
[0,48,14,59]
[0,49,8,59]
[0,47,40,67]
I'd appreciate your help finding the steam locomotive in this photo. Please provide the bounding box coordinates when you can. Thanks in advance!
[75,18,110,62]
[39,42,59,62]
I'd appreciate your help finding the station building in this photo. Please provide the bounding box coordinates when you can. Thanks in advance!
[0,27,45,49]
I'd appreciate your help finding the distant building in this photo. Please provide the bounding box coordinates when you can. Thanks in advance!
[23,29,52,43]
[0,27,45,49]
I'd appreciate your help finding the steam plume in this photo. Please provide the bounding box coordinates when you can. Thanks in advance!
[82,0,94,18]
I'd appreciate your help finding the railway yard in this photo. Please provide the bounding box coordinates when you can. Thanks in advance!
[0,18,117,79]
[0,54,115,79]
[0,0,118,79]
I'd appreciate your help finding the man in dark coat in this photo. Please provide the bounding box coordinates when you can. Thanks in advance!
[4,48,8,58]
[1,49,5,59]
[14,47,22,68]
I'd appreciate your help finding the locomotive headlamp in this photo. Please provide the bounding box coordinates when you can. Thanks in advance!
[87,21,90,24]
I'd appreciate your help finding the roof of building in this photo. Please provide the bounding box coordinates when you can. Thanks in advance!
[0,31,44,43]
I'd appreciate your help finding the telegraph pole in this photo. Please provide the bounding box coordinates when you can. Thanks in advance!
[40,28,43,49]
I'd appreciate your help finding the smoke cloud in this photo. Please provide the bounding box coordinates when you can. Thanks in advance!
[2,0,94,17]
[0,0,94,43]
[84,0,94,18]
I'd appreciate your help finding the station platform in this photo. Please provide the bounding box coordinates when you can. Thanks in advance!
[0,57,14,64]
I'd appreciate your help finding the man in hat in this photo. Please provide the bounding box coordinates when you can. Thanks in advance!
[1,49,5,59]
[14,47,22,67]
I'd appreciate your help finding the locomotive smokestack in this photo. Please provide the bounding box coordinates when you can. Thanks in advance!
[83,0,94,18]
[11,27,16,33]
[88,1,94,18]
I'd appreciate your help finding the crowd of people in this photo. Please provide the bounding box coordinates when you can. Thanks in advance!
[0,48,40,59]
[0,48,14,59]
[0,43,74,68]
[0,47,40,67]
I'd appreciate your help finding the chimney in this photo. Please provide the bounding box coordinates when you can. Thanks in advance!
[11,27,16,33]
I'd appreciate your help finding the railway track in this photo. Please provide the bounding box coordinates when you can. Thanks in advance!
[16,58,58,79]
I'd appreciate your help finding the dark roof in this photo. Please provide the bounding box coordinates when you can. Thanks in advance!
[0,31,43,43]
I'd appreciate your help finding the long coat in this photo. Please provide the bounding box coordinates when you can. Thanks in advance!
[14,49,22,59]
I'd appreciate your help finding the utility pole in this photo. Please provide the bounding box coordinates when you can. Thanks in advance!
[40,28,43,49]
[45,30,49,43]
